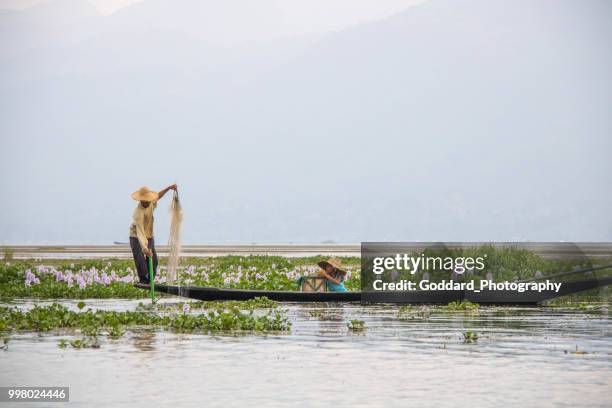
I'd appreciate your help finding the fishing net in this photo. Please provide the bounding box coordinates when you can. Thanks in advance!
[166,190,183,284]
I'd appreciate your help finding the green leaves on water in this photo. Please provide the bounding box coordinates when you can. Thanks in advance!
[1,303,291,343]
[347,319,366,331]
[463,331,479,343]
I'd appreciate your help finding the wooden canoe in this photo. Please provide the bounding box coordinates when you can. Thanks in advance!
[135,276,612,304]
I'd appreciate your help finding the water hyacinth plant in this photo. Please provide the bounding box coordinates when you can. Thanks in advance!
[444,301,479,312]
[463,331,480,343]
[0,303,291,349]
[347,319,366,331]
[1,250,610,302]
[0,256,361,299]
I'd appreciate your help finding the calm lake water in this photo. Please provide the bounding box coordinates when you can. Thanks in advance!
[1,299,611,408]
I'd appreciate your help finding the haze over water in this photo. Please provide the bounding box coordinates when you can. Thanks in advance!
[1,0,611,244]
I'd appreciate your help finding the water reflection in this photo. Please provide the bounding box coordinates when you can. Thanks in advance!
[1,299,611,407]
[131,330,157,352]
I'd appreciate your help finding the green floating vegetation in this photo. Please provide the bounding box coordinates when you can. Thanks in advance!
[1,249,610,301]
[0,255,361,299]
[397,305,430,320]
[67,338,100,349]
[463,331,479,343]
[545,295,612,310]
[347,319,366,331]
[145,296,279,313]
[566,345,589,355]
[1,280,145,300]
[308,310,326,318]
[306,309,342,321]
[445,301,479,312]
[0,303,291,348]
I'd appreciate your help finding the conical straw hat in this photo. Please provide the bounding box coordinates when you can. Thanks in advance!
[131,186,159,201]
[318,257,347,274]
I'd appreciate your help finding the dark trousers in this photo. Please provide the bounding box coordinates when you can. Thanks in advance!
[129,237,158,283]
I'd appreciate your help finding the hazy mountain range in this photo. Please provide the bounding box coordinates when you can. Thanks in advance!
[1,0,611,244]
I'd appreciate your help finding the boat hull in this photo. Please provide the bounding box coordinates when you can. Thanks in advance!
[135,284,361,302]
[135,276,612,304]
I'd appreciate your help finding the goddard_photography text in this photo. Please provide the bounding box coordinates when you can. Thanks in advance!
[371,253,562,293]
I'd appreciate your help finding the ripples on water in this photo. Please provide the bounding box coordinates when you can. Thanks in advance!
[1,299,611,408]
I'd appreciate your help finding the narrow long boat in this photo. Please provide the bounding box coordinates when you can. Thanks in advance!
[135,275,612,305]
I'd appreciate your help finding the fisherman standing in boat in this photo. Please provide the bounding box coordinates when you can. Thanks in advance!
[317,257,348,292]
[129,184,177,283]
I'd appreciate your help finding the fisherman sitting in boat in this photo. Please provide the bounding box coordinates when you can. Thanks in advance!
[317,257,348,292]
[129,184,177,283]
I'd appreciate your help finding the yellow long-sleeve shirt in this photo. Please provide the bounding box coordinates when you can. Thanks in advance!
[129,201,157,250]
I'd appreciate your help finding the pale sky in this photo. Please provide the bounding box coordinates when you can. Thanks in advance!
[1,0,610,244]
[0,0,143,14]
[0,0,428,31]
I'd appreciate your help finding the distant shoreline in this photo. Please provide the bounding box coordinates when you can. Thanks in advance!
[1,243,611,260]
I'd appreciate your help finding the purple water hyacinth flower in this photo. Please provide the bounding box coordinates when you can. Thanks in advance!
[121,275,134,283]
[182,303,190,313]
[78,277,87,289]
[24,269,40,286]
[390,270,399,281]
[224,277,231,285]
[255,273,263,280]
[24,270,33,286]
[55,270,64,281]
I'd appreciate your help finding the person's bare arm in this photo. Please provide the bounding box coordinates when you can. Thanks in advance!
[319,271,343,285]
[158,184,177,200]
